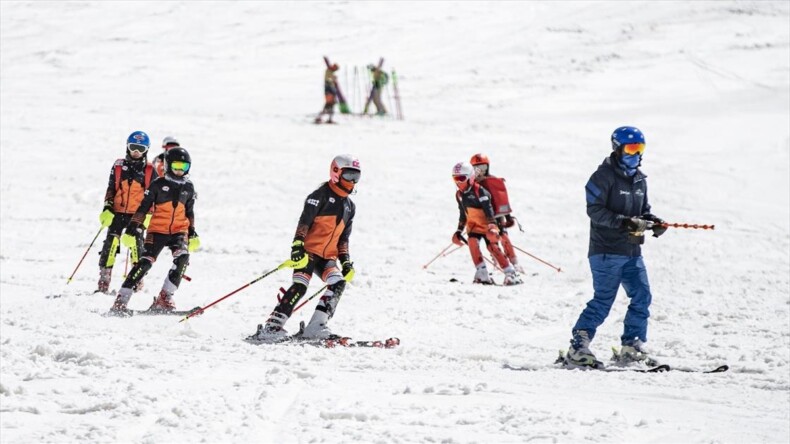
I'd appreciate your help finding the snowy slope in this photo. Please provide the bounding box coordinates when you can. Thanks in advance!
[1,1,789,443]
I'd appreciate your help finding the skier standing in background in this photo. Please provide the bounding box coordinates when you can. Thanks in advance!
[248,154,360,342]
[368,64,388,116]
[152,136,180,177]
[565,126,668,367]
[451,161,522,286]
[470,153,524,273]
[109,147,200,315]
[315,63,340,124]
[96,131,154,294]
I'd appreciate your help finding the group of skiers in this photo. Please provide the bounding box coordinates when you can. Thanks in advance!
[97,132,198,315]
[95,123,665,368]
[315,62,388,124]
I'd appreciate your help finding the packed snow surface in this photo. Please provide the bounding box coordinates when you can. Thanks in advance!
[1,1,789,443]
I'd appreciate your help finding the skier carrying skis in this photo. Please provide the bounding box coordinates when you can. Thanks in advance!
[248,154,360,342]
[315,63,340,124]
[451,162,522,286]
[565,126,668,367]
[368,64,388,116]
[96,131,155,294]
[469,153,525,273]
[152,136,180,177]
[109,147,200,315]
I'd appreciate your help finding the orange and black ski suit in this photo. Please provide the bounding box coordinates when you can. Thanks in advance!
[98,158,153,268]
[274,181,355,318]
[456,182,510,269]
[120,175,197,291]
[130,176,196,238]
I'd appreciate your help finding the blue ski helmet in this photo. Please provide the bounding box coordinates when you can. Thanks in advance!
[611,126,644,151]
[126,131,150,157]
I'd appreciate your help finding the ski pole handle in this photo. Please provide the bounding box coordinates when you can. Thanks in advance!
[292,272,353,314]
[66,226,105,284]
[179,261,289,322]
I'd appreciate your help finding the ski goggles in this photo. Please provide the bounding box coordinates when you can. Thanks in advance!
[473,164,488,175]
[341,169,361,183]
[170,160,190,172]
[622,143,645,155]
[453,175,470,183]
[127,143,149,154]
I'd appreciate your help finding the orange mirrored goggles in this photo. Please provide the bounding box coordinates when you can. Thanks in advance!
[622,143,645,155]
[453,175,469,183]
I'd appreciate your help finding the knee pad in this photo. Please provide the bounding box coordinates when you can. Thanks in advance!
[277,282,308,316]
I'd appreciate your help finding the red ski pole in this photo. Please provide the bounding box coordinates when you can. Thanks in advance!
[292,284,328,314]
[423,243,455,269]
[179,261,289,322]
[658,222,715,230]
[66,226,104,284]
[512,245,562,273]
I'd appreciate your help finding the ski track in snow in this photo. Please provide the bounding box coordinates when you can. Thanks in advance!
[1,1,789,443]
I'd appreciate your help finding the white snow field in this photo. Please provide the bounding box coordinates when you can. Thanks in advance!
[1,1,789,443]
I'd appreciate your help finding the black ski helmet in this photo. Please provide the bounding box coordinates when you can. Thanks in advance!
[165,147,191,176]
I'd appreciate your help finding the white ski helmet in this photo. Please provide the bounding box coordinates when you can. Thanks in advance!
[452,161,475,189]
[162,136,180,148]
[329,154,361,184]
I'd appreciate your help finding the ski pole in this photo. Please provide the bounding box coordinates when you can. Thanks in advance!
[423,243,455,269]
[66,226,104,284]
[123,249,130,278]
[484,256,504,272]
[292,271,354,314]
[179,261,290,322]
[512,245,562,273]
[657,222,715,230]
[292,284,328,314]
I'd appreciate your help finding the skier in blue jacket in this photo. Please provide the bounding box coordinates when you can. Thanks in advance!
[566,126,668,367]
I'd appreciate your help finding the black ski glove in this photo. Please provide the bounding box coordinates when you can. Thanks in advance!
[452,230,467,246]
[643,214,668,238]
[291,240,306,263]
[623,217,648,233]
[341,260,355,281]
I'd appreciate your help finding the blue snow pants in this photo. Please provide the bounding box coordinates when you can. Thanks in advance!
[572,254,652,344]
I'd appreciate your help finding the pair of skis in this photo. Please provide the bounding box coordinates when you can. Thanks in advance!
[244,321,400,349]
[102,306,203,318]
[504,350,729,374]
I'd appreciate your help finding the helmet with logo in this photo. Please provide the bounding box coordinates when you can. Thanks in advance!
[126,131,150,158]
[611,126,645,152]
[162,136,180,149]
[469,153,490,177]
[452,161,475,190]
[329,154,361,185]
[165,147,192,177]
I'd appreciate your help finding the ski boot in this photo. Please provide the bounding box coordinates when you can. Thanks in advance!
[473,264,495,285]
[108,289,133,317]
[612,339,659,367]
[96,268,112,294]
[246,312,289,343]
[148,289,176,313]
[509,258,526,274]
[502,266,523,286]
[565,330,604,369]
[301,310,335,340]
